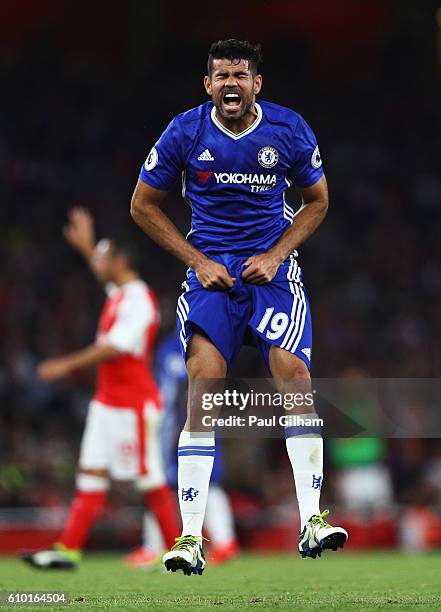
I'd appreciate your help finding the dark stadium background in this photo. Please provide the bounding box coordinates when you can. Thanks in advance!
[1,0,441,553]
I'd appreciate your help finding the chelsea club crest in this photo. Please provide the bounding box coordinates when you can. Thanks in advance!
[258,146,279,168]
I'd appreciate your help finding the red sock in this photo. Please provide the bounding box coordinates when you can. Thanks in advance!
[59,490,106,551]
[144,485,180,549]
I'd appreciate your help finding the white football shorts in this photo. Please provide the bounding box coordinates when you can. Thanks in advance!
[78,399,166,489]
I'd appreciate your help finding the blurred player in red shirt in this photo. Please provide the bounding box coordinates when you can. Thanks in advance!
[22,208,179,569]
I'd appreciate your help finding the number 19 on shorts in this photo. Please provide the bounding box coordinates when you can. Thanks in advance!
[257,307,289,340]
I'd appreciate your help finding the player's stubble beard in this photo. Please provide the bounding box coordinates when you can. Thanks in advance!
[214,94,257,132]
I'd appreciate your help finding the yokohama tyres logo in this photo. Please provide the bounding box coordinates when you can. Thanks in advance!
[196,171,277,193]
[214,172,276,185]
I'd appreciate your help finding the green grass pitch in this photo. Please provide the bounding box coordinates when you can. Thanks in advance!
[1,552,441,611]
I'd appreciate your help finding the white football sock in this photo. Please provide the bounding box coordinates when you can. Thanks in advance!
[285,414,323,529]
[145,484,236,547]
[178,430,215,537]
[204,484,236,546]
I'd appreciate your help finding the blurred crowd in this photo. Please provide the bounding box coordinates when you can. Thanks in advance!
[1,3,441,532]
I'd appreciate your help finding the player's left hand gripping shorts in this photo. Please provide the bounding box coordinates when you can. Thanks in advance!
[176,253,312,372]
[78,399,166,490]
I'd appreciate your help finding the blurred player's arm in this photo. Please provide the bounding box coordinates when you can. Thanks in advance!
[63,207,107,283]
[37,281,151,382]
[242,176,328,284]
[37,343,120,382]
[131,180,235,289]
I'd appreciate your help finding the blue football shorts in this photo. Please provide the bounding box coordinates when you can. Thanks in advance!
[176,253,312,373]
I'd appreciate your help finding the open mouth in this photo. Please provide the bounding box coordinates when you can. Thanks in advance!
[222,92,242,111]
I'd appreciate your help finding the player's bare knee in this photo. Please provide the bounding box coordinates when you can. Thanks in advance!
[187,331,227,379]
[290,361,310,380]
[187,358,225,379]
[269,346,310,380]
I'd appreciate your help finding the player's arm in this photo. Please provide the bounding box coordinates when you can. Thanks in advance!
[275,175,328,258]
[242,176,328,284]
[63,207,105,281]
[37,343,120,382]
[131,180,205,269]
[131,180,235,290]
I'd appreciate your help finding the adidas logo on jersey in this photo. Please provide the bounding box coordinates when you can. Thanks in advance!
[301,348,311,361]
[197,148,214,161]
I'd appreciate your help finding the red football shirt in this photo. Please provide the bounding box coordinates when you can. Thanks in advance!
[94,280,161,409]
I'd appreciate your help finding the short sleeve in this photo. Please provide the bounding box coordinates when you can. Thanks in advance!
[139,117,184,191]
[105,289,156,355]
[288,115,324,188]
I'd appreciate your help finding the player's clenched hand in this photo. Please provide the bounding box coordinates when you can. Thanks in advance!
[63,207,95,256]
[37,358,70,382]
[241,252,281,284]
[194,258,236,290]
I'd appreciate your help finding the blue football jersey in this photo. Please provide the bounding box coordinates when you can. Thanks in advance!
[139,101,323,257]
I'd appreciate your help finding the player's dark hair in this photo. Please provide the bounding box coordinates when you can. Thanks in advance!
[111,239,141,273]
[207,39,263,76]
